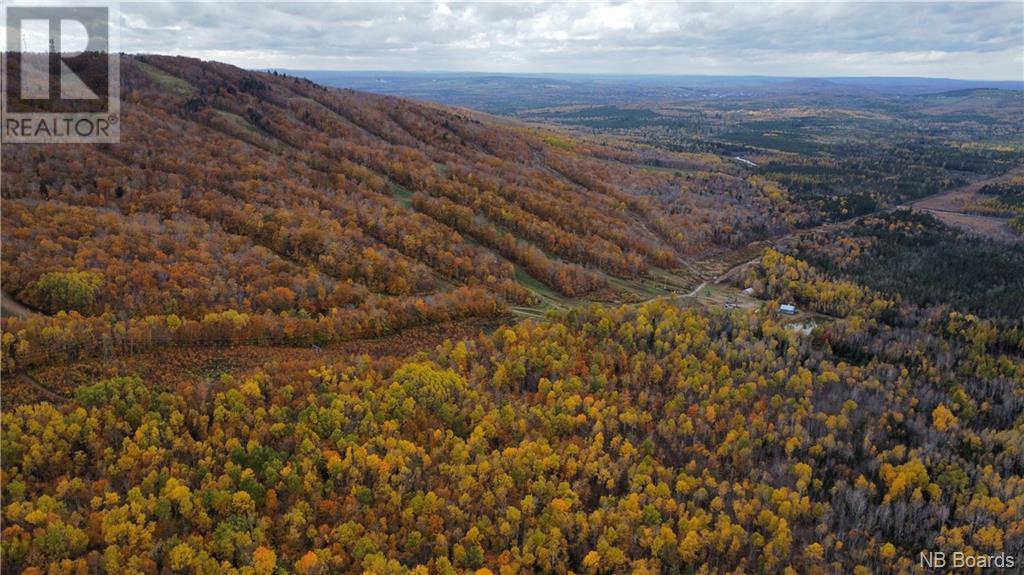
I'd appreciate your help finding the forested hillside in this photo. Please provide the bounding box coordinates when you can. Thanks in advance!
[3,292,1022,573]
[1,55,800,371]
[2,55,1022,575]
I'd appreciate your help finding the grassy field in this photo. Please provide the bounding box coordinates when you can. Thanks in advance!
[509,264,703,318]
[388,182,415,208]
[134,59,195,95]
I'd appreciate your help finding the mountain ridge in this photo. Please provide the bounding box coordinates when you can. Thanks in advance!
[2,53,793,371]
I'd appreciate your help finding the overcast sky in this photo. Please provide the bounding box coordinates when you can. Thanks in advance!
[114,1,1023,80]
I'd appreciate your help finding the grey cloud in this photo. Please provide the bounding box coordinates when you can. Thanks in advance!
[117,1,1024,80]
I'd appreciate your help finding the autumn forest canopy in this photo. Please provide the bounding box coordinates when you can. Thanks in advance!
[1,54,1022,574]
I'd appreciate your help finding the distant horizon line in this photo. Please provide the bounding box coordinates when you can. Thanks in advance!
[5,51,1020,84]
[263,68,1024,85]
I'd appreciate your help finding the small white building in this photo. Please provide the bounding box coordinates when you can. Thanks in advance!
[779,304,797,315]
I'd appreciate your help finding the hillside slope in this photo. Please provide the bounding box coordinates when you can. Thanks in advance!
[2,56,1021,575]
[2,55,794,370]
